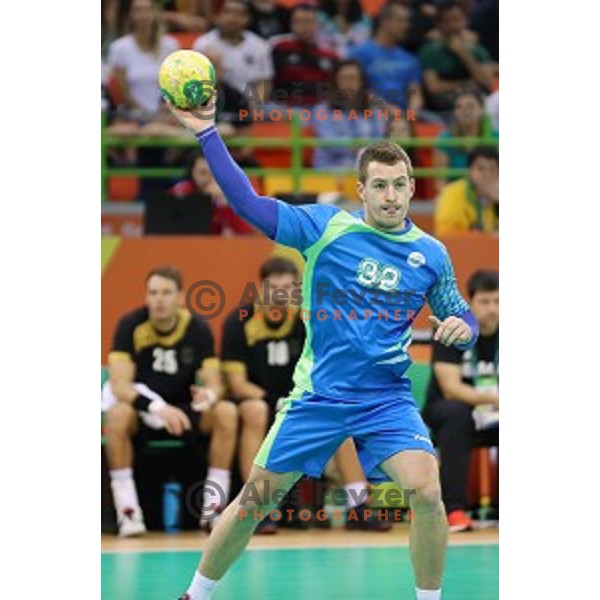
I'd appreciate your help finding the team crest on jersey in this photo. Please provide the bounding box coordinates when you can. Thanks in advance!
[407,252,426,268]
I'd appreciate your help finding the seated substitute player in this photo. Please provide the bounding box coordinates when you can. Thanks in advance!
[219,255,391,532]
[423,270,499,532]
[167,96,479,600]
[103,266,238,537]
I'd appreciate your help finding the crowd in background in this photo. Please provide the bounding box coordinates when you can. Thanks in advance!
[101,0,499,236]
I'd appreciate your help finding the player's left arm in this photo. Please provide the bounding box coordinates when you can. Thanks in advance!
[426,248,479,349]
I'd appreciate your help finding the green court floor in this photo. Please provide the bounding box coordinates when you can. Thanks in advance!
[102,545,498,599]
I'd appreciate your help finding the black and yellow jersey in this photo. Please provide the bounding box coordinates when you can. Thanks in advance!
[221,303,305,404]
[108,306,218,405]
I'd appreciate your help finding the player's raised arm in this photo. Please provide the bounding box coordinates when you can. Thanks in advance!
[165,96,339,250]
[426,248,479,350]
[166,95,278,237]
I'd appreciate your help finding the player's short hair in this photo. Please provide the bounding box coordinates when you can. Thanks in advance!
[467,270,499,298]
[146,265,183,290]
[468,146,499,167]
[260,257,299,281]
[358,141,414,182]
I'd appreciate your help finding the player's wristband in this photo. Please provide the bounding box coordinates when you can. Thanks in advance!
[132,394,166,414]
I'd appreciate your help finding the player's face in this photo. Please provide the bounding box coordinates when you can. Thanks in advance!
[146,276,181,322]
[470,290,499,334]
[357,161,415,232]
[262,273,298,315]
[292,9,318,44]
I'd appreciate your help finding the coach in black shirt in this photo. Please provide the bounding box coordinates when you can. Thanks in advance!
[424,270,499,532]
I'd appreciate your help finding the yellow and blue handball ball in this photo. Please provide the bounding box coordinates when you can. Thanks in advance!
[158,50,217,110]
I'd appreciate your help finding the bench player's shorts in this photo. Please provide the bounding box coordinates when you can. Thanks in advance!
[254,388,436,483]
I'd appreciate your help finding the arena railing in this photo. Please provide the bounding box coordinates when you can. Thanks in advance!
[101,113,499,201]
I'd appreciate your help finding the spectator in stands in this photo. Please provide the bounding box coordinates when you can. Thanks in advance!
[419,1,494,114]
[106,0,186,197]
[311,60,386,169]
[199,50,253,136]
[423,270,499,532]
[107,0,179,126]
[102,266,239,537]
[247,0,291,39]
[221,256,391,532]
[433,87,498,189]
[349,2,423,113]
[194,0,273,108]
[317,0,372,58]
[169,151,255,235]
[271,4,338,107]
[434,146,499,237]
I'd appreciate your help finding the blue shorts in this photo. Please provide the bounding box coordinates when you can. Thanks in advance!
[254,390,435,482]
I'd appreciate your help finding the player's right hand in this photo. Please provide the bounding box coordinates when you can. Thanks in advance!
[156,405,192,436]
[164,92,217,135]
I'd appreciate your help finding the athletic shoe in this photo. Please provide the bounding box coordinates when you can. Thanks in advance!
[447,510,473,533]
[345,503,392,531]
[117,507,146,537]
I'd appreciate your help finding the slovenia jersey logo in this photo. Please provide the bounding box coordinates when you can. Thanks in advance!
[407,252,426,268]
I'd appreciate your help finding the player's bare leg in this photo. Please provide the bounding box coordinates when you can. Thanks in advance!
[381,450,447,594]
[200,401,239,469]
[104,402,145,536]
[199,401,239,530]
[238,399,269,480]
[182,465,302,599]
[105,402,138,469]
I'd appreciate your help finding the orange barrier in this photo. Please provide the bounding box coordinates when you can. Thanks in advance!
[102,232,498,361]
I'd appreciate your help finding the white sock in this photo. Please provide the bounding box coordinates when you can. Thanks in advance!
[344,481,369,510]
[110,468,141,514]
[203,468,231,509]
[416,588,441,600]
[186,571,220,600]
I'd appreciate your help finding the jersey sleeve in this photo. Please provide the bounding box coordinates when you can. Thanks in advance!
[221,312,249,375]
[193,319,218,369]
[431,340,463,365]
[275,202,340,252]
[109,314,136,362]
[426,246,470,320]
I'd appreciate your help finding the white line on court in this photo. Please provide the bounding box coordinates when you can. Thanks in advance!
[101,540,498,555]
